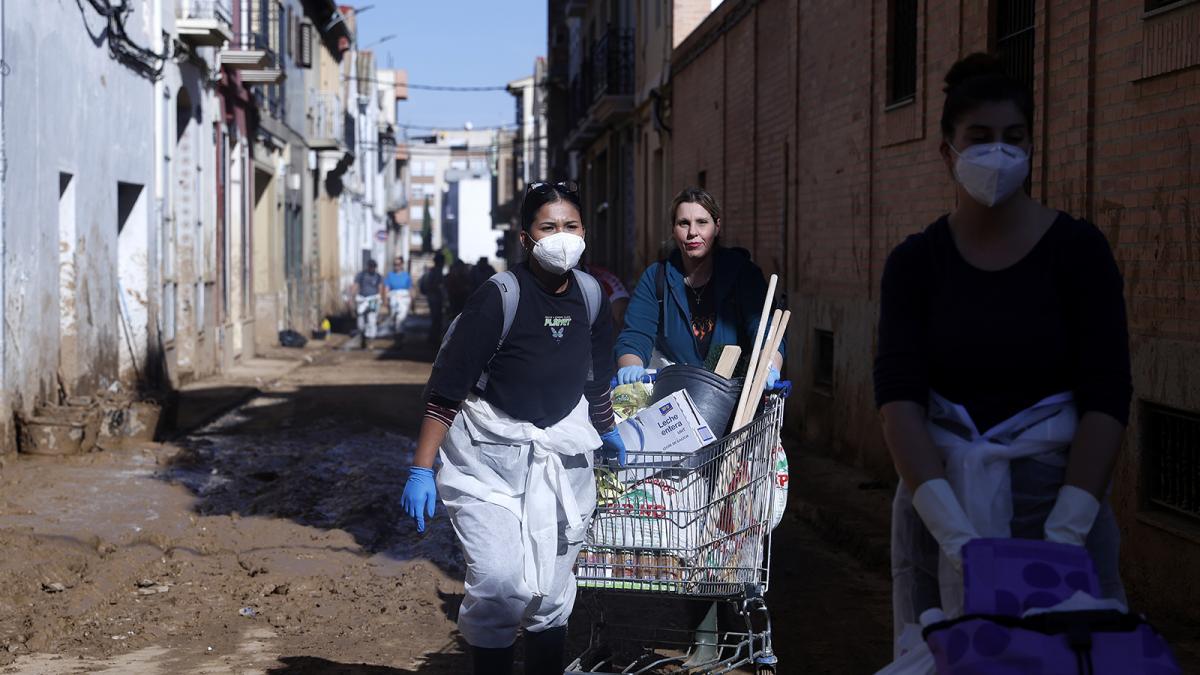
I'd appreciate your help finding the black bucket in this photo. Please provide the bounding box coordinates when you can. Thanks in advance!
[651,364,743,436]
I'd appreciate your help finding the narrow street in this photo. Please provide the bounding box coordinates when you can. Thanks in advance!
[0,332,891,674]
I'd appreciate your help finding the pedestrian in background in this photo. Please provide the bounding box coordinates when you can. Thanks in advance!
[349,259,386,343]
[470,256,497,294]
[579,260,630,334]
[386,257,412,337]
[445,258,472,321]
[400,180,626,674]
[874,53,1130,647]
[420,251,446,344]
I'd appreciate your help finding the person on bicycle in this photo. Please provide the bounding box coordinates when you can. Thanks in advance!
[875,54,1129,645]
[350,259,386,341]
[401,180,627,675]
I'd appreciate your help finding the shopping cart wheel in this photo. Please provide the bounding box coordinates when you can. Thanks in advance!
[754,652,778,674]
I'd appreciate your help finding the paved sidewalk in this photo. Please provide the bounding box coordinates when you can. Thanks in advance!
[163,335,352,435]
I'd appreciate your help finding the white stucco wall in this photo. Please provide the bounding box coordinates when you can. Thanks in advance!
[4,1,157,412]
[456,178,495,266]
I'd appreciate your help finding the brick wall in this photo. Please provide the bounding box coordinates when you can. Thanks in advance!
[661,0,1200,622]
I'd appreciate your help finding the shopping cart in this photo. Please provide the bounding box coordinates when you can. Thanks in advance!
[566,384,788,674]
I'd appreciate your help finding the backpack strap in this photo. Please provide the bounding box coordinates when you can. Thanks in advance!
[570,269,604,383]
[655,260,667,327]
[474,270,520,391]
[571,269,602,327]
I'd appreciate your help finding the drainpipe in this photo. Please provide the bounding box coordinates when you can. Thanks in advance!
[153,0,164,340]
[0,0,7,444]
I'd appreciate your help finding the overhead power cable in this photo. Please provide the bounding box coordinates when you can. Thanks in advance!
[408,83,510,91]
[398,122,519,132]
[341,74,547,92]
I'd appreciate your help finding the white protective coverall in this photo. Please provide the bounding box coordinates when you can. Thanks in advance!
[355,294,381,339]
[389,289,411,333]
[437,394,599,649]
[890,391,1125,651]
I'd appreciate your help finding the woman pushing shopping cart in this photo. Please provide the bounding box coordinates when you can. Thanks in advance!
[567,269,792,674]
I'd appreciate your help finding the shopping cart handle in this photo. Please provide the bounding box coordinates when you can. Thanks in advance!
[610,371,657,388]
[771,380,793,398]
[610,374,790,398]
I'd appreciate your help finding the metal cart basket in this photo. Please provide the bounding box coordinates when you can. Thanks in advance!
[567,392,786,674]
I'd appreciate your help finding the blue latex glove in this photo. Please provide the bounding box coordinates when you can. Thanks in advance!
[763,365,781,390]
[616,364,647,385]
[401,467,438,533]
[600,429,627,467]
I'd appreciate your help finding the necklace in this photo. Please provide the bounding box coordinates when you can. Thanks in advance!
[688,281,705,303]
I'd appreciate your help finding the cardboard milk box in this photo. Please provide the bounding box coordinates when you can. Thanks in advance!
[615,389,716,460]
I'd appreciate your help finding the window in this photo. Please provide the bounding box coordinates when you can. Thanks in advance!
[1143,403,1200,522]
[413,159,437,177]
[58,173,76,346]
[993,0,1035,92]
[280,3,289,61]
[298,22,313,68]
[813,329,834,391]
[888,0,918,105]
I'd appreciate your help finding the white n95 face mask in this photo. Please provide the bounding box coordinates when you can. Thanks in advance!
[950,143,1030,207]
[530,232,586,275]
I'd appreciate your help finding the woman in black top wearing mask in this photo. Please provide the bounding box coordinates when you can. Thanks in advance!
[874,54,1131,643]
[401,181,626,674]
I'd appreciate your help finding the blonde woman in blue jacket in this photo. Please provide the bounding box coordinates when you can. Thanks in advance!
[616,187,784,385]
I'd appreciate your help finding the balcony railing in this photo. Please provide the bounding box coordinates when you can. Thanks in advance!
[307,92,345,148]
[179,0,232,23]
[567,59,591,131]
[221,1,281,81]
[590,29,634,101]
[564,28,634,146]
[177,0,233,46]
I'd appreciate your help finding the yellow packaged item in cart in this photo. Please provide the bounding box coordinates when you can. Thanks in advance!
[611,382,653,421]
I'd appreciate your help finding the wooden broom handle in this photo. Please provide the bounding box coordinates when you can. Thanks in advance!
[732,274,777,429]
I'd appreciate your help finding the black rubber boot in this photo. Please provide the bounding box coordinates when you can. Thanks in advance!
[524,625,568,675]
[472,644,515,675]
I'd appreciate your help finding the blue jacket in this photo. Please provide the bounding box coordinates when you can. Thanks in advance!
[616,247,786,369]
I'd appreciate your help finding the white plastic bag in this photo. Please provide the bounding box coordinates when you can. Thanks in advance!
[769,445,789,530]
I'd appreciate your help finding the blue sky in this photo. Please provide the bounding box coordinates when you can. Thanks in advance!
[350,1,547,133]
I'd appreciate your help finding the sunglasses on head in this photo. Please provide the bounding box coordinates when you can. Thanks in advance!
[525,180,579,196]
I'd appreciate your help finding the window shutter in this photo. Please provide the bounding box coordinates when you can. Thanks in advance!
[299,22,314,68]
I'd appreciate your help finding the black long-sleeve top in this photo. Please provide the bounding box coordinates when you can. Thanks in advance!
[873,212,1132,433]
[427,263,615,430]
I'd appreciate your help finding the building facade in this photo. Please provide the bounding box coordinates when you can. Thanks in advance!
[546,0,640,284]
[631,0,713,266]
[405,128,499,263]
[2,0,160,450]
[0,0,401,452]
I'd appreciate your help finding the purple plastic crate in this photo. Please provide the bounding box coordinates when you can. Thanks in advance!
[926,538,1183,675]
[962,538,1098,617]
[925,613,1182,675]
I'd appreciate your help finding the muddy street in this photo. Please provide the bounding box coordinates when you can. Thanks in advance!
[0,336,891,674]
